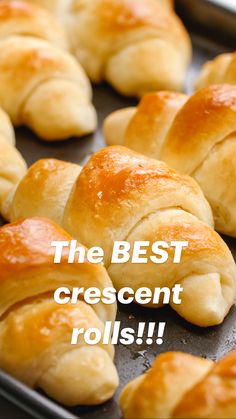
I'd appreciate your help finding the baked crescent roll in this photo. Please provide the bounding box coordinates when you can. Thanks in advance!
[120,350,236,419]
[0,1,97,141]
[104,85,236,237]
[119,352,213,418]
[4,146,236,326]
[66,0,192,96]
[0,0,68,49]
[195,52,236,90]
[104,91,188,150]
[63,146,236,326]
[0,217,119,406]
[0,106,27,216]
[24,0,191,96]
[173,350,236,419]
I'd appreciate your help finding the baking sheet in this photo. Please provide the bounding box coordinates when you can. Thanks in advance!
[1,4,236,419]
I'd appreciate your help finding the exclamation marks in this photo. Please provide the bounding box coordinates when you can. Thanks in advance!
[136,322,166,345]
[146,322,155,345]
[156,322,165,345]
[136,322,145,344]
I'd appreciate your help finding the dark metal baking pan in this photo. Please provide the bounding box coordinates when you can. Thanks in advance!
[176,0,236,47]
[0,0,236,417]
[0,370,78,419]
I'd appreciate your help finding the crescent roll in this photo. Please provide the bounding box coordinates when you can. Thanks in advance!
[120,350,236,419]
[63,146,236,326]
[0,0,68,49]
[4,145,236,327]
[24,0,191,96]
[104,85,236,237]
[195,52,236,90]
[0,217,119,406]
[66,0,192,96]
[0,0,97,140]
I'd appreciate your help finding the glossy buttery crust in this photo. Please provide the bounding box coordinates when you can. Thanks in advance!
[104,85,236,237]
[195,52,236,90]
[120,350,236,419]
[24,0,191,96]
[0,217,119,406]
[0,0,97,140]
[5,146,236,327]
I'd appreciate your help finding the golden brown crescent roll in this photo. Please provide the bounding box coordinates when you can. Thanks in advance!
[120,350,236,419]
[24,0,191,96]
[104,85,236,237]
[0,217,119,406]
[0,106,27,216]
[63,146,236,326]
[0,0,68,49]
[195,52,236,90]
[119,352,213,419]
[0,1,97,141]
[173,350,236,419]
[104,91,188,150]
[66,0,192,96]
[4,146,236,326]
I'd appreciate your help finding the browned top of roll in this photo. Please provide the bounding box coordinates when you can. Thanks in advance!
[162,84,236,174]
